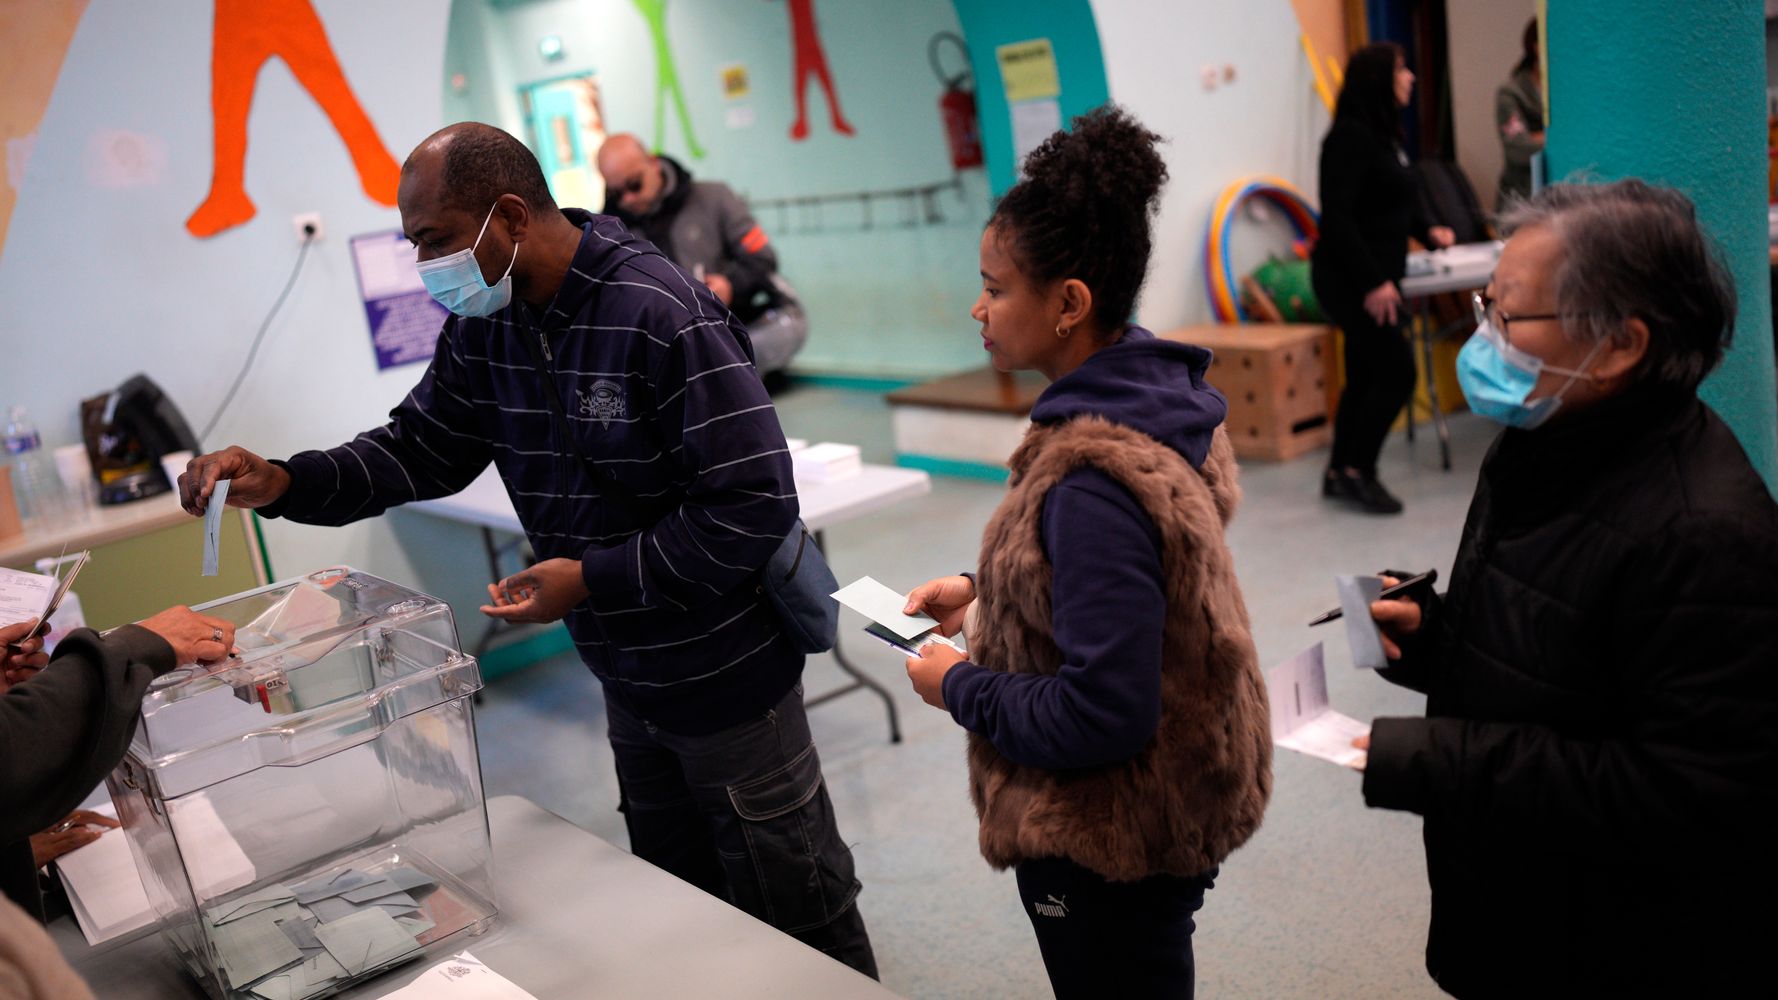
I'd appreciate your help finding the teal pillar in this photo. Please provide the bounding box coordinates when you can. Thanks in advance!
[950,0,1110,197]
[1545,0,1778,491]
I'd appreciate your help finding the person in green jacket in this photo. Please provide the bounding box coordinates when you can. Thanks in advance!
[1496,18,1545,210]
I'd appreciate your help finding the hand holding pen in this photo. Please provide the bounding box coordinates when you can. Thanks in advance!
[1308,569,1434,661]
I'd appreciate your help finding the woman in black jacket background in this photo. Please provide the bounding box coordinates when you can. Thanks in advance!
[1312,42,1452,513]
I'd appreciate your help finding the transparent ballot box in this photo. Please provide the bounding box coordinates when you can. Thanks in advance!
[106,568,497,1000]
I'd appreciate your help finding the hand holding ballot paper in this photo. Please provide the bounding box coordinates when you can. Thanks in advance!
[832,575,968,709]
[1308,569,1432,662]
[0,548,90,663]
[1267,643,1369,769]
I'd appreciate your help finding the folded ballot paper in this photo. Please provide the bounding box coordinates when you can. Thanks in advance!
[203,479,231,576]
[1335,574,1389,670]
[56,795,256,945]
[1267,643,1370,769]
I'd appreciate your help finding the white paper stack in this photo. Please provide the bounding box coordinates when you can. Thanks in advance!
[785,438,809,453]
[1267,643,1369,768]
[57,795,257,946]
[791,442,861,483]
[56,808,157,946]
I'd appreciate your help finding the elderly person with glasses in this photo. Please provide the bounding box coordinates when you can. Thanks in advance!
[1356,179,1778,998]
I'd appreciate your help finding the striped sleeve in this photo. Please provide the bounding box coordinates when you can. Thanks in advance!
[268,323,494,526]
[579,314,798,608]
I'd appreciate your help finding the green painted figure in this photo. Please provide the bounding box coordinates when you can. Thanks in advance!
[632,0,704,159]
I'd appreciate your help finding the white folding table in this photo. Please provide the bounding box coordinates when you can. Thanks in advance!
[1399,242,1501,469]
[52,796,903,999]
[409,462,931,742]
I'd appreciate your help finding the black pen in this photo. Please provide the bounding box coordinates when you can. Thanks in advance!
[1307,570,1437,626]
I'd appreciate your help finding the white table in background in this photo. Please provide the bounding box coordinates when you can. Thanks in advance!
[410,462,932,743]
[1399,242,1501,470]
[52,796,902,999]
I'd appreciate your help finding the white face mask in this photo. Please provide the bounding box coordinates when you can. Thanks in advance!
[415,204,518,317]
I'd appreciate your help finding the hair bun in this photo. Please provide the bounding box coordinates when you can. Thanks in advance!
[989,104,1168,331]
[1019,105,1168,219]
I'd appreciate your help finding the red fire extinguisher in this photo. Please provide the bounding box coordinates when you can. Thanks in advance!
[931,32,983,171]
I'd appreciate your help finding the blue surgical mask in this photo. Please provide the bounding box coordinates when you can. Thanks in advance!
[1456,319,1602,430]
[416,204,517,317]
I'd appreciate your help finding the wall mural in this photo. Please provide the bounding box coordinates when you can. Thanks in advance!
[781,0,855,141]
[186,0,402,238]
[633,0,705,159]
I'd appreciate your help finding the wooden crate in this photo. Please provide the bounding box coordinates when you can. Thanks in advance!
[1158,324,1337,461]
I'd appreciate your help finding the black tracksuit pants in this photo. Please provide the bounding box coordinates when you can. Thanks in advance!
[1315,272,1416,475]
[1015,856,1216,999]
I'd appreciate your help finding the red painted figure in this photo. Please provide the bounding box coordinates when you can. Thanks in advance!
[186,0,401,238]
[780,0,854,141]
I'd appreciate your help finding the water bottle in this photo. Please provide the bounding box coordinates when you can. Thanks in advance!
[3,406,69,527]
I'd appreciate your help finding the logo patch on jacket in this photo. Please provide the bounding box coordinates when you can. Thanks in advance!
[578,380,626,428]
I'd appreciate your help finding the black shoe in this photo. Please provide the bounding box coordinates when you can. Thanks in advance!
[1323,468,1404,515]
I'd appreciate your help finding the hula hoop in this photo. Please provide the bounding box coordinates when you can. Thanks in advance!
[1203,176,1319,322]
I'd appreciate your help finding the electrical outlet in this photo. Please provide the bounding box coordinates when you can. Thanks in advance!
[292,212,324,243]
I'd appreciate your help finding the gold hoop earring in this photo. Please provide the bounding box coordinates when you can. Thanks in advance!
[1055,325,1070,339]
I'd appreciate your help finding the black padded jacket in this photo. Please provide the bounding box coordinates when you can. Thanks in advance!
[1363,384,1778,997]
[1,625,174,922]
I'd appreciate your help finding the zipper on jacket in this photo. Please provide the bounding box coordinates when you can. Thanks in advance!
[538,330,553,362]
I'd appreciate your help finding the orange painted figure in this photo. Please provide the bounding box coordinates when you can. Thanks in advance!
[780,0,854,141]
[186,0,401,238]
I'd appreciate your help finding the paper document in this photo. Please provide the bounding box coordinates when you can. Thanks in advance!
[58,793,258,946]
[0,567,57,628]
[1267,643,1369,768]
[55,802,158,946]
[0,550,89,633]
[380,952,540,1000]
[1335,575,1387,670]
[204,479,231,576]
[831,576,938,640]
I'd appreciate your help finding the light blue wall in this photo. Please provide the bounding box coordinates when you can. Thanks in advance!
[443,0,995,378]
[1545,0,1778,490]
[0,1,511,622]
[1086,0,1327,332]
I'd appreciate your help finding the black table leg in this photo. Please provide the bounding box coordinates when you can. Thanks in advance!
[802,530,903,743]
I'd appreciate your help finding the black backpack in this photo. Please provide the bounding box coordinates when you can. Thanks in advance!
[1416,159,1490,245]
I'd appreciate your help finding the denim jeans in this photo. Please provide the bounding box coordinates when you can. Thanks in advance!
[1016,856,1217,999]
[606,683,878,979]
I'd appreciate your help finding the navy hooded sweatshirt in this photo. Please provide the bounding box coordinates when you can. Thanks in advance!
[940,327,1229,770]
[261,210,801,735]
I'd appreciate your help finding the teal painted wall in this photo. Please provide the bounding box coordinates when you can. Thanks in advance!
[950,0,1111,197]
[444,0,994,379]
[1545,0,1778,490]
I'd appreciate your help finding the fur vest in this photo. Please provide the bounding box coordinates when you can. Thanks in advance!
[965,418,1272,881]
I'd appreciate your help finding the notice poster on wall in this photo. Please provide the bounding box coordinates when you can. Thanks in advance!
[1010,98,1061,161]
[995,38,1060,103]
[349,230,450,370]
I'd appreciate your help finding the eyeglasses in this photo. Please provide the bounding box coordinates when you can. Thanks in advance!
[1472,291,1561,342]
[618,175,646,196]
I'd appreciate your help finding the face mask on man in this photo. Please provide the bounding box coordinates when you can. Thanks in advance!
[416,203,518,317]
[1455,319,1604,430]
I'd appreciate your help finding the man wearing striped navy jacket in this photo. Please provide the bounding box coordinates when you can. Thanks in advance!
[178,123,877,976]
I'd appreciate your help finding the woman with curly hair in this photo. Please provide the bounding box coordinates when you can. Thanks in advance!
[901,106,1272,999]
